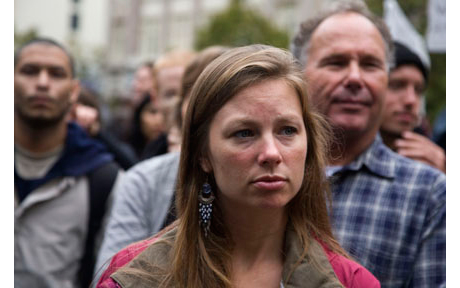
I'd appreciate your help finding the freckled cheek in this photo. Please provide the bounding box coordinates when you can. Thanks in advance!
[211,149,254,196]
[209,140,252,167]
[214,148,254,174]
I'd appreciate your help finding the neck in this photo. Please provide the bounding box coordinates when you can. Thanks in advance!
[328,129,377,166]
[220,202,287,287]
[379,129,399,151]
[222,202,287,264]
[15,115,68,154]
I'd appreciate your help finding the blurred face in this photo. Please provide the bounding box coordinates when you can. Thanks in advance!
[381,65,425,135]
[132,65,154,103]
[157,66,185,102]
[140,102,165,142]
[304,13,388,140]
[202,79,307,211]
[14,43,79,128]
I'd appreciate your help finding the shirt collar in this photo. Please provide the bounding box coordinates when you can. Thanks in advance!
[340,134,396,179]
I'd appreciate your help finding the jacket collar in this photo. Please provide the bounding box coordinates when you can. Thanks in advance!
[282,227,343,287]
[112,226,342,288]
[14,122,113,202]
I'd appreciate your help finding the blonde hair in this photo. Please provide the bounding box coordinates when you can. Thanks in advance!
[152,49,196,92]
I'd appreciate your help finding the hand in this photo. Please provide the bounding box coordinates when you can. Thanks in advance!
[73,104,101,136]
[395,131,446,173]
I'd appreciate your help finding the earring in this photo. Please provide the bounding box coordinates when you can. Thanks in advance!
[198,182,215,237]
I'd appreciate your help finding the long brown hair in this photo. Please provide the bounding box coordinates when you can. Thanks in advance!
[159,45,347,287]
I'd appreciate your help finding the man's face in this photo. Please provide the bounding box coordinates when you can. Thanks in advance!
[156,66,185,102]
[304,13,388,140]
[381,65,425,135]
[14,43,79,128]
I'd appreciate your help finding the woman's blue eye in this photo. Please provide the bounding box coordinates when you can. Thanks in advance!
[234,129,254,138]
[281,126,297,136]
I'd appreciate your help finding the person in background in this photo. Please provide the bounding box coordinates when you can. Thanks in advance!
[128,94,166,159]
[72,87,138,170]
[167,46,230,153]
[93,46,229,281]
[14,38,121,288]
[140,49,196,159]
[107,61,156,144]
[291,1,445,287]
[151,50,196,104]
[97,44,379,288]
[379,42,445,173]
[131,61,156,106]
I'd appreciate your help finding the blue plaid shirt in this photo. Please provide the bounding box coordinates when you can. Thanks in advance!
[329,134,446,288]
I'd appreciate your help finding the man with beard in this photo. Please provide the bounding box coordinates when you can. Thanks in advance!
[14,38,120,288]
[380,42,445,173]
[291,1,445,287]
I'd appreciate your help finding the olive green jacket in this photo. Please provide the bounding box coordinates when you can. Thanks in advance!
[111,227,343,288]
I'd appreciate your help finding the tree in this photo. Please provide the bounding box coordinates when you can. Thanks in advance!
[14,28,38,50]
[194,0,289,50]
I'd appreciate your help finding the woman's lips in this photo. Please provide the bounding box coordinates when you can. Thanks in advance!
[252,176,287,191]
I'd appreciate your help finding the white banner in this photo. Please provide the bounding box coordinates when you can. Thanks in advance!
[384,0,430,68]
[426,0,446,53]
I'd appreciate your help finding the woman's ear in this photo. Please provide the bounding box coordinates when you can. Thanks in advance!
[200,157,212,173]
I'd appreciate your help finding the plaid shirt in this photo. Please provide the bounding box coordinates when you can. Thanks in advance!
[329,134,446,288]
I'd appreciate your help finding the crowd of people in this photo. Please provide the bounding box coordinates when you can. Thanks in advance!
[14,1,446,288]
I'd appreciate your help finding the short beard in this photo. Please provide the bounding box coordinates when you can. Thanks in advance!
[380,127,403,139]
[15,105,70,130]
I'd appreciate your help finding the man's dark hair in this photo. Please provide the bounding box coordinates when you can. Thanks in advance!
[14,37,76,78]
[393,42,429,81]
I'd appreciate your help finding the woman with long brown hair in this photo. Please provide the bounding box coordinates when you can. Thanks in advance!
[97,45,379,288]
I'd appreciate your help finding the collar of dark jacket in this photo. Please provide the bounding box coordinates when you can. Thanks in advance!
[14,122,114,202]
[112,226,343,288]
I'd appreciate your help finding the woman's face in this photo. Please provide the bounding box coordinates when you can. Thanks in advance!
[202,79,307,211]
[140,102,165,142]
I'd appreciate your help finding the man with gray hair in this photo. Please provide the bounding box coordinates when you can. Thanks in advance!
[291,1,445,287]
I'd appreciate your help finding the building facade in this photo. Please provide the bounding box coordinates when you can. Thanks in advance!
[15,0,329,99]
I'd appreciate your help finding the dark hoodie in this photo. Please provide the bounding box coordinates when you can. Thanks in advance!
[15,122,114,202]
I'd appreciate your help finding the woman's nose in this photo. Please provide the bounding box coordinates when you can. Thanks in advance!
[257,135,282,166]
